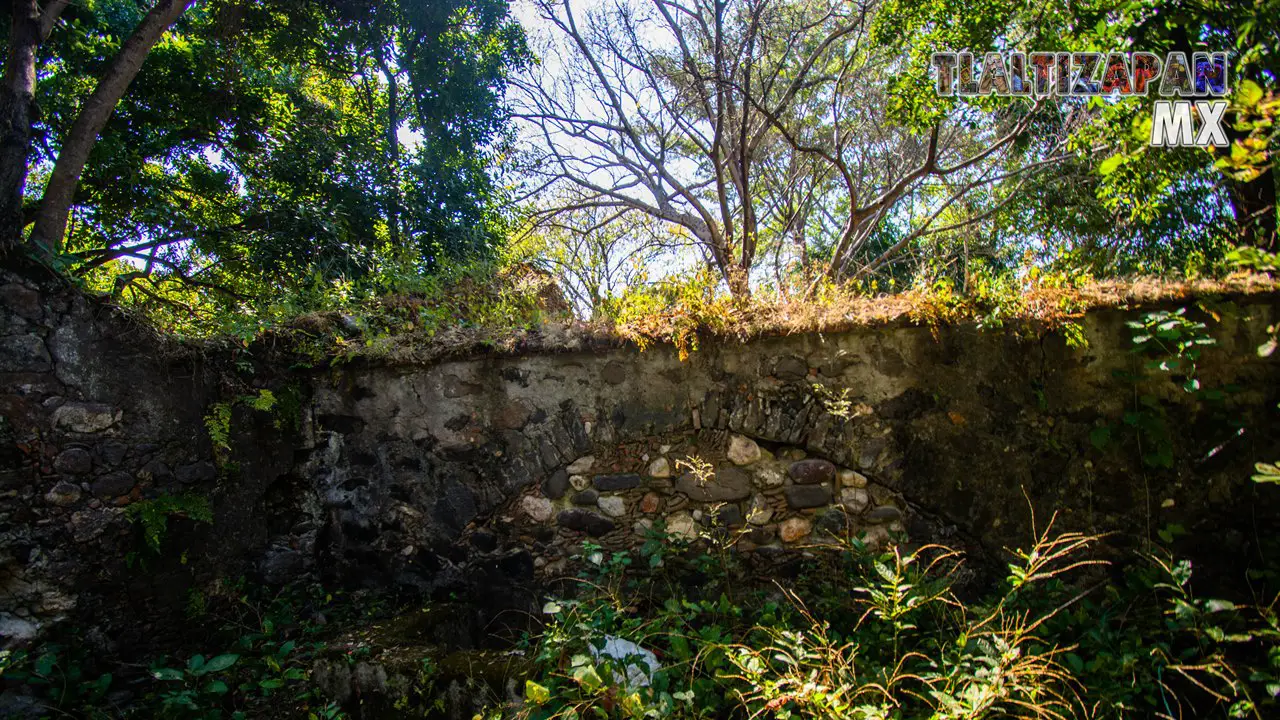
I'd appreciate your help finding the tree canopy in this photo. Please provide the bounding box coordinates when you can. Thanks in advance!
[0,0,1275,323]
[2,0,528,322]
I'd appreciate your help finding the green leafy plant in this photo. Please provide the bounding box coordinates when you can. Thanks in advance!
[204,388,287,464]
[204,402,232,456]
[0,645,113,714]
[813,382,856,420]
[1252,461,1280,485]
[125,492,213,554]
[1127,307,1218,394]
[150,653,240,719]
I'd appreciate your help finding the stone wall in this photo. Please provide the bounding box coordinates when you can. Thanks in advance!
[5,260,1280,650]
[294,305,1280,600]
[0,263,295,650]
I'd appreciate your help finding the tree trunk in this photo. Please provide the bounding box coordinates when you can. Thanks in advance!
[29,0,197,253]
[725,263,751,298]
[1228,162,1277,252]
[0,0,41,255]
[376,49,401,248]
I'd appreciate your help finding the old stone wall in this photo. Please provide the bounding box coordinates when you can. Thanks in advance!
[4,260,1280,650]
[292,304,1280,599]
[0,263,295,650]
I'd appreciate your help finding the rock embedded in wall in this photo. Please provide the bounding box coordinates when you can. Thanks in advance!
[593,473,641,492]
[838,468,868,488]
[520,496,553,522]
[543,469,569,499]
[640,493,662,513]
[566,456,595,474]
[665,512,697,540]
[571,489,599,506]
[779,517,812,542]
[499,433,912,577]
[840,487,870,513]
[675,466,752,502]
[597,495,627,518]
[727,435,761,465]
[784,484,832,509]
[866,506,903,523]
[557,509,615,536]
[788,459,835,484]
[647,457,671,478]
[746,494,772,525]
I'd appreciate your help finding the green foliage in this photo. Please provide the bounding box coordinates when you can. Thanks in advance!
[607,268,737,361]
[1094,306,1222,468]
[1253,461,1280,485]
[1127,308,1218,394]
[125,492,214,555]
[149,653,240,719]
[204,388,292,462]
[244,389,277,414]
[513,521,1280,720]
[205,402,233,456]
[1229,246,1280,274]
[907,260,1090,339]
[0,644,113,715]
[32,0,528,328]
[4,581,356,718]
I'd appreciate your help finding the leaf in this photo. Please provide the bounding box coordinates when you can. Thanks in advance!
[1098,154,1125,176]
[571,662,603,693]
[202,654,239,674]
[1238,80,1264,108]
[525,680,551,705]
[205,680,229,695]
[1253,462,1280,484]
[1089,425,1111,451]
[34,653,56,678]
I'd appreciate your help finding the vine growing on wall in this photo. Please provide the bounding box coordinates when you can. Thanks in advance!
[1092,306,1222,469]
[204,388,286,467]
[1127,308,1218,394]
[125,492,213,558]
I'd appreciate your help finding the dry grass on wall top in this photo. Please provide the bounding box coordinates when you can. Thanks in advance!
[313,273,1280,366]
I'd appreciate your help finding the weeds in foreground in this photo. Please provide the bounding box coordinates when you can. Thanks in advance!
[511,516,1280,720]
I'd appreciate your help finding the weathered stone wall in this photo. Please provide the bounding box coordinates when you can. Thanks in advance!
[293,305,1280,598]
[0,263,296,650]
[5,260,1280,650]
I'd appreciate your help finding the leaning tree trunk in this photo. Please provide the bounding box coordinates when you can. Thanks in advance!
[0,0,41,255]
[28,0,197,254]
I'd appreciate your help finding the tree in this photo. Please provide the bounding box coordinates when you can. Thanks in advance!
[0,0,68,253]
[514,0,1058,297]
[27,0,197,254]
[17,0,527,313]
[517,202,694,317]
[1093,0,1279,251]
[879,0,1279,259]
